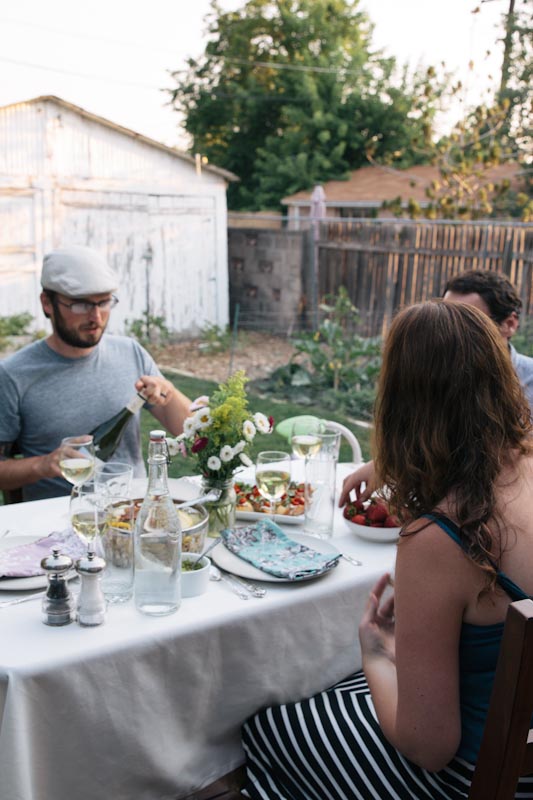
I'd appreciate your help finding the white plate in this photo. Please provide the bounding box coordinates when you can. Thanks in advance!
[344,518,400,543]
[0,535,77,591]
[210,533,340,583]
[236,510,304,526]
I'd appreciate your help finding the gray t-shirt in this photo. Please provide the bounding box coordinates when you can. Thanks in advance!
[510,343,533,412]
[0,335,161,500]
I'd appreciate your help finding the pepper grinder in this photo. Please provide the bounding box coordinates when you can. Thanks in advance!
[41,547,76,626]
[75,549,106,627]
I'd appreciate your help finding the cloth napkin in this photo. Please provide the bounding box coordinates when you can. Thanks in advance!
[220,518,340,580]
[0,530,87,578]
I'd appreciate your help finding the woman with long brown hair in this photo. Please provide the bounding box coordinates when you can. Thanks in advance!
[241,301,533,799]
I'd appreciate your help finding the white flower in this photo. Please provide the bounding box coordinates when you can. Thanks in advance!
[220,445,234,463]
[239,453,253,467]
[243,419,256,441]
[207,455,221,471]
[166,437,181,456]
[253,412,270,434]
[183,417,196,438]
[190,395,209,412]
[233,439,246,454]
[193,407,212,431]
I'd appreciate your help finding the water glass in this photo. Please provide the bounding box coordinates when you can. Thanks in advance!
[99,498,135,604]
[94,461,134,498]
[304,452,336,539]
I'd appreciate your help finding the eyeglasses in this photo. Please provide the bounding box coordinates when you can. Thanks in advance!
[56,296,119,315]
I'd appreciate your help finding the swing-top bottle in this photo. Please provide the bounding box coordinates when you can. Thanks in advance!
[134,430,181,616]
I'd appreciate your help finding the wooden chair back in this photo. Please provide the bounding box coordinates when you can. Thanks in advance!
[1,442,24,505]
[469,598,533,800]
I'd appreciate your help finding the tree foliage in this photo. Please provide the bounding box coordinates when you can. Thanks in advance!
[169,0,443,210]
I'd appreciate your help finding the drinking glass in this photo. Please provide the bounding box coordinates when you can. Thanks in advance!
[290,419,322,462]
[69,481,108,547]
[255,451,291,518]
[59,435,95,492]
[100,497,135,604]
[94,461,134,499]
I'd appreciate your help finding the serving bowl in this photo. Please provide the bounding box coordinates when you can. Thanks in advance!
[181,554,211,597]
[344,516,401,543]
[132,499,208,553]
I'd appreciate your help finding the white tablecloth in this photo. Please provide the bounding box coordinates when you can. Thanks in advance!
[0,467,397,800]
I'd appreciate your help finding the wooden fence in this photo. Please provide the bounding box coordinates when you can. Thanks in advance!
[316,219,533,337]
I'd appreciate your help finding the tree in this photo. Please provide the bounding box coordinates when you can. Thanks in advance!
[169,0,443,210]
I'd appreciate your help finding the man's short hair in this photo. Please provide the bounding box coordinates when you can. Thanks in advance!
[444,270,522,323]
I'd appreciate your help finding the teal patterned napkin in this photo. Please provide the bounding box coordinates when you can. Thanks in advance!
[220,518,340,580]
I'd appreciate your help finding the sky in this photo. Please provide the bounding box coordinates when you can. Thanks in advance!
[0,0,508,151]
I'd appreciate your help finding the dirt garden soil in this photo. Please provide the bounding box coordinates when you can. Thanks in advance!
[152,332,297,384]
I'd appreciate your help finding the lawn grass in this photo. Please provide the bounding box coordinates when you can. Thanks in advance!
[141,371,372,479]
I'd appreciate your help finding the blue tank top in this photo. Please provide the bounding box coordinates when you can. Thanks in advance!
[424,513,530,763]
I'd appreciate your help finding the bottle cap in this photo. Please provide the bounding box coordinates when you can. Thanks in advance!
[149,430,166,441]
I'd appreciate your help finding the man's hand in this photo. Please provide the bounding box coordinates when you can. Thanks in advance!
[135,375,174,406]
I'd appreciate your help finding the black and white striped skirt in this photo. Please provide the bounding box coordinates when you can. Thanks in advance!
[242,671,533,800]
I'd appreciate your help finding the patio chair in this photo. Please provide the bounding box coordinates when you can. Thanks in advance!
[468,598,533,800]
[275,415,363,464]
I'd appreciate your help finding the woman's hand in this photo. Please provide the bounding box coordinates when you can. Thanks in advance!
[359,573,396,664]
[339,460,377,506]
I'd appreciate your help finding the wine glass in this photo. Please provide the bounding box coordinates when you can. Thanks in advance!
[70,481,108,548]
[59,435,95,492]
[290,418,322,462]
[255,451,292,519]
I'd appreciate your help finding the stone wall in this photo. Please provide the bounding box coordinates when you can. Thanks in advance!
[228,228,312,334]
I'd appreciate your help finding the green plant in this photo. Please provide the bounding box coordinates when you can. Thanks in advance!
[125,313,170,347]
[199,322,232,354]
[0,312,34,351]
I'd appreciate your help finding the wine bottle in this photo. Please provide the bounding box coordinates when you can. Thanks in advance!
[89,393,145,461]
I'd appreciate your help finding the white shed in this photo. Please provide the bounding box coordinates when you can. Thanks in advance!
[0,96,237,336]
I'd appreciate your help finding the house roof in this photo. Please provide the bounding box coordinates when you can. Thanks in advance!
[0,95,238,183]
[282,163,522,207]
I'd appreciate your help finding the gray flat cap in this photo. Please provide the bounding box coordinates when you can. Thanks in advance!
[41,246,118,297]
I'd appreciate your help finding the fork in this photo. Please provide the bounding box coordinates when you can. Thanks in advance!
[219,570,266,598]
[0,591,45,609]
[209,566,249,600]
[339,553,363,567]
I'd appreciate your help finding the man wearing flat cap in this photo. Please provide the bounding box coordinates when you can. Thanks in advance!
[0,245,191,501]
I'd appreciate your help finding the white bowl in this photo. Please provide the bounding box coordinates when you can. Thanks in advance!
[181,554,211,597]
[344,517,401,543]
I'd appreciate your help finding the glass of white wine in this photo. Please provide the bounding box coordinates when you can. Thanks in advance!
[59,435,95,491]
[69,481,108,547]
[255,451,292,519]
[290,419,322,462]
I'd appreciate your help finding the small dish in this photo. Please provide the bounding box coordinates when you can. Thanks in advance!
[181,554,211,598]
[344,517,401,543]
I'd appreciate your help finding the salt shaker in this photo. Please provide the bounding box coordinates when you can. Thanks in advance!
[75,549,107,627]
[41,547,76,626]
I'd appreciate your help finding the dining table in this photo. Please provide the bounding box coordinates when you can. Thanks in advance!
[0,464,397,800]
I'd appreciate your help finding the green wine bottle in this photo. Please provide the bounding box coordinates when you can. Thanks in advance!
[90,393,145,461]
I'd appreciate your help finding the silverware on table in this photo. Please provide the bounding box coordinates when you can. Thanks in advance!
[0,591,46,609]
[339,553,363,567]
[220,571,266,598]
[209,566,249,600]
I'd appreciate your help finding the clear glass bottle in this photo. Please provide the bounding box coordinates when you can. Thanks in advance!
[134,430,182,616]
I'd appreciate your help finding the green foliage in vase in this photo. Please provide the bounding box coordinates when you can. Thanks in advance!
[168,0,444,210]
[167,370,274,481]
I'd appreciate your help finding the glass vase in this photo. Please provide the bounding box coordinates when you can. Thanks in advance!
[201,476,236,538]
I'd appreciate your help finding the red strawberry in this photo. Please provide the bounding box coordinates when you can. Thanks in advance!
[385,514,401,528]
[353,514,366,525]
[366,503,388,524]
[354,499,366,512]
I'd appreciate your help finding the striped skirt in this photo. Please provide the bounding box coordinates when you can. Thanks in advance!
[242,671,533,800]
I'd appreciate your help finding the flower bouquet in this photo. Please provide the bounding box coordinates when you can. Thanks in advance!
[167,371,273,536]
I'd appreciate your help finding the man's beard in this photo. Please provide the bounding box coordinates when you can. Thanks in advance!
[53,305,107,349]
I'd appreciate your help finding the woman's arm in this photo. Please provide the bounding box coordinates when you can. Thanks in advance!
[362,523,467,772]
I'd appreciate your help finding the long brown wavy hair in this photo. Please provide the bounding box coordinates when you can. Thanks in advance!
[373,300,532,583]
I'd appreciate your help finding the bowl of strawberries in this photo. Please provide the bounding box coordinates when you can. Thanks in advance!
[343,498,401,543]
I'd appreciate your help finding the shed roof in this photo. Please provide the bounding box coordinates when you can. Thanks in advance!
[282,163,522,207]
[0,95,238,183]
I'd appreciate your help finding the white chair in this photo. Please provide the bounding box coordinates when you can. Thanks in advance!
[275,415,363,464]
